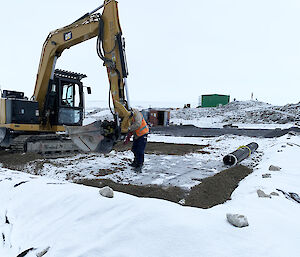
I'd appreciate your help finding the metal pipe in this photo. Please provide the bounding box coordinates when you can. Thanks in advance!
[74,2,105,23]
[89,3,105,15]
[223,142,258,166]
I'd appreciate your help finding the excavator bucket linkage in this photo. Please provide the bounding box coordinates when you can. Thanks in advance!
[65,120,119,153]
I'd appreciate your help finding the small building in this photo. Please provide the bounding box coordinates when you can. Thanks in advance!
[199,94,230,107]
[141,108,170,127]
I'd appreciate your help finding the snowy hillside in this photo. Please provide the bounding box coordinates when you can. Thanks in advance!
[85,100,300,129]
[171,100,300,128]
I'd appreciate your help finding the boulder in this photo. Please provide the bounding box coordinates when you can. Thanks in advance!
[278,118,288,124]
[269,165,281,171]
[270,192,279,197]
[36,246,51,257]
[99,186,114,198]
[269,114,280,122]
[178,199,185,205]
[257,189,271,198]
[262,173,271,178]
[226,213,249,228]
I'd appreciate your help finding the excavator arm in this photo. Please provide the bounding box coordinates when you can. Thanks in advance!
[49,0,133,152]
[34,0,131,130]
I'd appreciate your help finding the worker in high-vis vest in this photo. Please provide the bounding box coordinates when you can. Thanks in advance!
[126,108,149,172]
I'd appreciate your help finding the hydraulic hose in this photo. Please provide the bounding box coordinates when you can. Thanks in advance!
[96,15,124,116]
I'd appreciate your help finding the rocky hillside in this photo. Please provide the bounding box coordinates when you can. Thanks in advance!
[171,101,300,125]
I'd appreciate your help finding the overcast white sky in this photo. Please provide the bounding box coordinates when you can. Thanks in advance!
[0,0,299,106]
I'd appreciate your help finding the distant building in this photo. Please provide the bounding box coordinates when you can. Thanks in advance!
[199,94,230,107]
[141,108,170,127]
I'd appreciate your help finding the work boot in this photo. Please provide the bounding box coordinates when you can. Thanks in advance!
[129,160,138,167]
[132,164,143,173]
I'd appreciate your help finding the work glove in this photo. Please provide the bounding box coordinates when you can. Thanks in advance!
[123,132,133,145]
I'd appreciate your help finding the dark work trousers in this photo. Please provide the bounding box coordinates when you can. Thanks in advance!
[132,134,147,166]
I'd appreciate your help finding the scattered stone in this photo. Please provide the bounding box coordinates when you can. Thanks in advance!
[269,165,281,171]
[178,199,185,205]
[262,173,271,178]
[269,114,280,122]
[278,118,288,124]
[270,192,279,196]
[226,213,249,228]
[36,246,51,257]
[99,186,114,198]
[257,189,271,198]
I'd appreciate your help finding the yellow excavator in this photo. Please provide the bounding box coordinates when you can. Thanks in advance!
[0,0,132,155]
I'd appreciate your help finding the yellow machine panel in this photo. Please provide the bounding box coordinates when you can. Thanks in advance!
[0,98,6,124]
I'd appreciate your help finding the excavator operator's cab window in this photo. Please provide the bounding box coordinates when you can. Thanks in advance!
[58,82,83,125]
[61,82,81,107]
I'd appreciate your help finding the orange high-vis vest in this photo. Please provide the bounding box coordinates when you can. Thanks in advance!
[135,117,149,137]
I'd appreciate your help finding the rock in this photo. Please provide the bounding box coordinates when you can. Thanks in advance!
[269,165,281,171]
[226,213,249,228]
[36,246,51,257]
[99,186,114,198]
[269,114,280,122]
[262,173,271,178]
[270,192,279,196]
[278,118,288,124]
[178,199,185,205]
[257,189,271,198]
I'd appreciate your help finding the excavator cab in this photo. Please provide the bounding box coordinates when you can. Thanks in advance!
[44,69,86,127]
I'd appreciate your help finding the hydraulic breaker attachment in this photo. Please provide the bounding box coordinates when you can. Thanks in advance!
[65,120,119,153]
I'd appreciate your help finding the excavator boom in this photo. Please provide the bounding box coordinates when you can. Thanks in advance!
[65,0,132,152]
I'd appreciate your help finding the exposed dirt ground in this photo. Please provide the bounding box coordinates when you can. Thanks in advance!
[0,142,253,209]
[0,151,42,170]
[113,141,210,155]
[77,165,252,209]
[0,142,208,170]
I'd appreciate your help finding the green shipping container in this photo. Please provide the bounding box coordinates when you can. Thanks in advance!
[201,94,230,107]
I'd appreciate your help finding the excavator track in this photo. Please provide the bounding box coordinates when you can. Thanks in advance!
[10,135,32,152]
[10,134,81,158]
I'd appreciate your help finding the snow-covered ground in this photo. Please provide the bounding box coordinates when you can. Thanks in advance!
[1,100,300,256]
[1,133,300,256]
[22,134,267,189]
